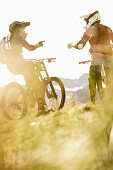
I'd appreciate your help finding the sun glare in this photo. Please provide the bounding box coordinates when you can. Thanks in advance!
[0,64,25,87]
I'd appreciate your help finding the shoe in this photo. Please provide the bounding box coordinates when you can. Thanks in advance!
[36,109,45,117]
[44,109,54,115]
[36,109,54,117]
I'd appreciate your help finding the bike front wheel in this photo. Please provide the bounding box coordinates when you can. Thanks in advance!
[45,77,65,110]
[1,82,27,120]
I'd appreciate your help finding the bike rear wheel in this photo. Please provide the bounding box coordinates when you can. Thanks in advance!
[1,82,27,120]
[45,77,65,110]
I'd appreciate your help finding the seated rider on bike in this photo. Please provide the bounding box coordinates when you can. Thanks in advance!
[6,21,47,114]
[68,11,113,104]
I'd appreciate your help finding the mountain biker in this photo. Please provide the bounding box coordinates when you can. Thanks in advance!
[68,11,113,104]
[3,21,47,115]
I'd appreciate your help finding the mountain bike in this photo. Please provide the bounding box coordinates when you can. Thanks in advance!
[79,59,106,85]
[1,58,66,119]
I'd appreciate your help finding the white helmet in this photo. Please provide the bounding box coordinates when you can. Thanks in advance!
[80,11,101,29]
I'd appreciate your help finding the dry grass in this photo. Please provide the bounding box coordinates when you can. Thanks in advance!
[0,101,113,170]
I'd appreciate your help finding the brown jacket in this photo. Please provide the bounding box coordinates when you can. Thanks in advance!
[77,23,113,59]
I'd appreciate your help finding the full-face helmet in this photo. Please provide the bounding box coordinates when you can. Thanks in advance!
[80,11,101,29]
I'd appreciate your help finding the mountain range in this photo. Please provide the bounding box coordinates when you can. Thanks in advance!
[60,73,100,104]
[60,73,89,88]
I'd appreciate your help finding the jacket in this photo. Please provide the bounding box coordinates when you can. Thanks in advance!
[76,23,113,59]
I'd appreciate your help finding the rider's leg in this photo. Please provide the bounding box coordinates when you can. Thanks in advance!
[95,65,104,101]
[89,65,96,104]
[32,75,46,111]
[97,80,104,101]
[23,63,46,114]
[25,75,46,110]
[104,63,113,88]
[89,79,96,104]
[103,62,113,104]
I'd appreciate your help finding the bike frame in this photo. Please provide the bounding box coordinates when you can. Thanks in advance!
[26,58,57,99]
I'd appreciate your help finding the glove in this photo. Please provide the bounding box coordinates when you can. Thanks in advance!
[36,41,45,48]
[67,43,72,49]
[67,43,78,49]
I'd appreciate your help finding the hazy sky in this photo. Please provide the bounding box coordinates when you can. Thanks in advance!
[0,0,113,85]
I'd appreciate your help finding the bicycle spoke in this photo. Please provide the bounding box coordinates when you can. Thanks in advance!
[45,78,64,110]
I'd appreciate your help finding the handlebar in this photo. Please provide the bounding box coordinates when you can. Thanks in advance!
[26,58,56,63]
[79,60,92,64]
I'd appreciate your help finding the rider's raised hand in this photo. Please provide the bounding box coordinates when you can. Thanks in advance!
[67,43,82,49]
[36,41,45,48]
[67,43,72,49]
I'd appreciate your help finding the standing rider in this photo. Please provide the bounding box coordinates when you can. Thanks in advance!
[3,21,47,115]
[68,11,113,104]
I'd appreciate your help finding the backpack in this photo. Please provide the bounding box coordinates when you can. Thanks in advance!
[0,35,11,64]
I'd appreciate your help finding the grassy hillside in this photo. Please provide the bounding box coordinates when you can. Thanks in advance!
[0,102,113,170]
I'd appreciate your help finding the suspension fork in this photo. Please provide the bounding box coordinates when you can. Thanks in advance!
[39,61,57,99]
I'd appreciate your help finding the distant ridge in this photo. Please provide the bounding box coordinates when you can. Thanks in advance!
[60,73,100,104]
[60,73,89,88]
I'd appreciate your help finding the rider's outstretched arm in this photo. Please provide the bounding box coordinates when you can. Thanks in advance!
[68,40,86,50]
[68,26,94,50]
[73,40,86,50]
[73,28,91,50]
[22,39,45,51]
